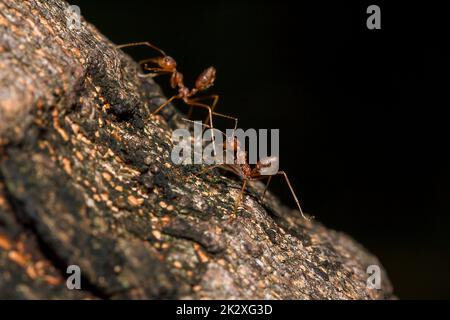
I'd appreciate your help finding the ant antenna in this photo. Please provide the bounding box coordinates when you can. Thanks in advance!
[117,41,166,56]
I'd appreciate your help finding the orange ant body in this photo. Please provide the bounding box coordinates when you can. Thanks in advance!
[185,120,311,221]
[117,42,237,131]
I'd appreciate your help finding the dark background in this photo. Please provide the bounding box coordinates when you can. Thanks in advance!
[69,0,449,299]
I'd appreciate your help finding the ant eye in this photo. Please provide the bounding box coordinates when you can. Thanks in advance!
[162,56,176,68]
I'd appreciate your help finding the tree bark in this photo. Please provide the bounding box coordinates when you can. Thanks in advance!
[0,0,394,299]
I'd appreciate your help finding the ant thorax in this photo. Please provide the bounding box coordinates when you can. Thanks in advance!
[170,71,184,89]
[116,40,309,220]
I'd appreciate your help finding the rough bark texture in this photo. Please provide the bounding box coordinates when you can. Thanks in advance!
[0,0,394,299]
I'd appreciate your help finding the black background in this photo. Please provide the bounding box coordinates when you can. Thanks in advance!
[68,0,449,299]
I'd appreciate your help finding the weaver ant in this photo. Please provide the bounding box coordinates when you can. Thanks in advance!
[117,42,238,131]
[183,119,312,221]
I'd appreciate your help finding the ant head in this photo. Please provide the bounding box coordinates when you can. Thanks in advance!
[159,56,177,70]
[195,66,216,91]
[170,71,184,89]
[257,156,279,175]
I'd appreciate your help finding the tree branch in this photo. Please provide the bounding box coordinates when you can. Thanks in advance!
[0,0,394,299]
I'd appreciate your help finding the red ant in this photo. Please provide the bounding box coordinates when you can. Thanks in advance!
[117,42,237,131]
[183,119,312,221]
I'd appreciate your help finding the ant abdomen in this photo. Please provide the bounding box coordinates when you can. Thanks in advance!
[195,67,216,91]
[257,156,279,175]
[170,71,184,89]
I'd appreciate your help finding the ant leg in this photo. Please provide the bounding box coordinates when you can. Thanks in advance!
[188,95,238,131]
[260,175,273,203]
[185,101,217,155]
[117,41,166,56]
[180,118,229,144]
[118,43,171,78]
[276,171,312,221]
[212,112,238,132]
[233,179,248,217]
[152,95,179,115]
[142,66,171,73]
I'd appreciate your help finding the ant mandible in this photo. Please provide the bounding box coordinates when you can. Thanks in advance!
[117,42,238,131]
[184,119,312,221]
